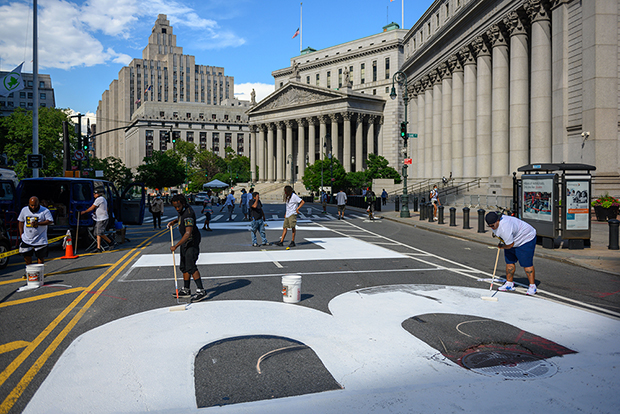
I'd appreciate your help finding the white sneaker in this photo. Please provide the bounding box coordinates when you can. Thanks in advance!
[498,282,516,292]
[526,285,537,295]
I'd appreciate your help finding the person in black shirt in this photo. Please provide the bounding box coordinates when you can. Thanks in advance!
[167,194,206,301]
[249,192,270,247]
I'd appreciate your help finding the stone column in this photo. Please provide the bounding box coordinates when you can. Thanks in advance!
[267,123,275,182]
[439,63,452,178]
[415,81,426,178]
[551,0,569,162]
[276,121,285,182]
[431,69,443,178]
[297,119,306,179]
[367,115,376,157]
[527,0,552,164]
[308,117,316,165]
[285,120,294,183]
[377,116,383,156]
[319,115,327,161]
[489,23,510,177]
[449,55,464,178]
[250,125,257,183]
[258,125,266,182]
[423,75,433,178]
[354,115,363,171]
[330,113,339,163]
[461,45,477,178]
[505,10,530,173]
[343,112,352,172]
[474,35,492,179]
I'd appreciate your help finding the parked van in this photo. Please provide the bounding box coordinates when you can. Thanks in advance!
[10,178,146,236]
[0,168,18,186]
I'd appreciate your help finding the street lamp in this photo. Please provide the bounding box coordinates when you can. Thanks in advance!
[390,70,411,218]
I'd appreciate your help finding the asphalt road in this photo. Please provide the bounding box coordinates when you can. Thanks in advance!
[0,202,618,413]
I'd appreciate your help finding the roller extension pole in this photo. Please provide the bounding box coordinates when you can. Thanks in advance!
[482,247,500,302]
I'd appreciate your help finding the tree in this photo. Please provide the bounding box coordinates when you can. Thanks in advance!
[90,156,133,189]
[302,158,347,192]
[345,171,369,191]
[365,153,402,184]
[136,150,186,190]
[1,107,74,178]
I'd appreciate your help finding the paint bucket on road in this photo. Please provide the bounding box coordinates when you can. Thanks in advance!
[281,275,302,303]
[25,264,45,288]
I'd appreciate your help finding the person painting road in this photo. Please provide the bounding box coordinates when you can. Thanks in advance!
[485,211,538,295]
[168,194,206,301]
[275,185,305,248]
[18,196,54,265]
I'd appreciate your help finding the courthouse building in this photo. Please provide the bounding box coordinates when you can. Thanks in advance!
[96,14,249,170]
[248,0,619,195]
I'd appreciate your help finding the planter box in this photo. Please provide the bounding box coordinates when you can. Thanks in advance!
[593,205,619,222]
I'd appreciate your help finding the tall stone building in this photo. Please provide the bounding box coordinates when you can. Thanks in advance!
[249,0,619,196]
[96,14,247,170]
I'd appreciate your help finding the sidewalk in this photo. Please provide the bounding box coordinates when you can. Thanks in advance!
[373,201,620,276]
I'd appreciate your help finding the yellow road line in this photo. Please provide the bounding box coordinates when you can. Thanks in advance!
[0,288,86,309]
[0,342,30,355]
[0,231,161,413]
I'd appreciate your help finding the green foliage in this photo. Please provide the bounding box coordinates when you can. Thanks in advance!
[188,148,250,190]
[365,153,402,184]
[302,158,347,192]
[1,107,73,178]
[136,150,186,190]
[345,171,368,190]
[90,156,133,189]
[591,193,620,208]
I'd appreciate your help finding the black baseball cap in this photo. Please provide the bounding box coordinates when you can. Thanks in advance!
[485,211,499,225]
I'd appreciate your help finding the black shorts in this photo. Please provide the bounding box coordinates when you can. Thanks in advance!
[19,242,48,260]
[180,244,200,275]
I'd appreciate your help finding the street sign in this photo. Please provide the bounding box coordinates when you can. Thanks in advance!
[404,158,413,165]
[27,154,43,169]
[407,133,418,138]
[74,150,85,160]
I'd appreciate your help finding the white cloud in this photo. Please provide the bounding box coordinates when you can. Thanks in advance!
[234,82,275,104]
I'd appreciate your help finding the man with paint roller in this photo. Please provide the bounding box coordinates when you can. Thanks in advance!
[18,196,54,266]
[485,211,537,295]
[168,194,206,301]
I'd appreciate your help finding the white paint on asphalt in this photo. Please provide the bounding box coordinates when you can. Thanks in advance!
[24,284,620,414]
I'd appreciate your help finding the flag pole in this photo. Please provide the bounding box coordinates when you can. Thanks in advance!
[300,2,303,53]
[402,0,404,29]
[33,0,39,178]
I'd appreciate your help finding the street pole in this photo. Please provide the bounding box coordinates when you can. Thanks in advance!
[390,71,411,218]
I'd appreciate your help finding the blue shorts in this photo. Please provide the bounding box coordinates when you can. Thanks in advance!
[504,237,536,268]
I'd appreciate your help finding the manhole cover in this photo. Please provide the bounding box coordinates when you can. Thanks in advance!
[461,351,558,379]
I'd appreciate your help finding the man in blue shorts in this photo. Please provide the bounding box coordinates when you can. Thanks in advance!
[485,211,537,295]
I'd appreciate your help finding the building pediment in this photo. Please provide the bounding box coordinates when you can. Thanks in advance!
[248,82,349,114]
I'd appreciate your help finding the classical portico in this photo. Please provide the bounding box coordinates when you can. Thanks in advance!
[247,82,385,183]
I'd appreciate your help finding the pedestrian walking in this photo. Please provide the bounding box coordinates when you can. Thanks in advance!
[18,196,54,265]
[249,192,270,247]
[81,189,115,253]
[275,185,305,247]
[150,194,164,229]
[240,189,249,221]
[321,190,328,214]
[201,190,214,231]
[485,211,538,295]
[365,188,376,220]
[381,189,388,206]
[221,190,235,221]
[336,189,347,220]
[168,194,206,301]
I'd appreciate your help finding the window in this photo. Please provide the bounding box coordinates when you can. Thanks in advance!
[40,93,46,100]
[224,114,229,120]
[385,58,390,80]
[372,60,377,82]
[39,81,45,88]
[373,89,376,95]
[27,80,33,87]
[361,63,366,84]
[316,73,320,86]
[212,114,216,120]
[236,115,241,121]
[160,111,165,118]
[306,76,310,84]
[20,102,26,108]
[338,68,342,88]
[186,131,194,142]
[327,71,331,88]
[28,93,33,99]
[186,113,191,118]
[20,92,26,98]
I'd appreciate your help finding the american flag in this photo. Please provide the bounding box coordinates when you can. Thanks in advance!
[292,28,299,39]
[145,85,151,93]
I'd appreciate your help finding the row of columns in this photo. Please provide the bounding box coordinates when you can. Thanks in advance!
[249,113,383,183]
[409,0,553,179]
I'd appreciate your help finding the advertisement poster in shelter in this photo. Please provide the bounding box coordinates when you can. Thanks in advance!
[566,180,589,230]
[522,177,553,222]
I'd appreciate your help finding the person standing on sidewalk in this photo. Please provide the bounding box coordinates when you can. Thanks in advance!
[485,211,538,295]
[168,194,206,301]
[430,185,440,221]
[201,190,214,231]
[18,196,54,265]
[82,189,115,253]
[150,194,164,229]
[336,189,347,220]
[249,192,270,247]
[275,185,305,247]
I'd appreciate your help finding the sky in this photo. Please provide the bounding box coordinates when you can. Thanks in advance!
[0,0,434,126]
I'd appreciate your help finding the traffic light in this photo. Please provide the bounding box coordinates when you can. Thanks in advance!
[172,134,176,144]
[83,140,89,151]
[400,122,407,139]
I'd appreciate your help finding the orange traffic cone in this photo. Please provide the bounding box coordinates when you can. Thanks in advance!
[61,230,78,259]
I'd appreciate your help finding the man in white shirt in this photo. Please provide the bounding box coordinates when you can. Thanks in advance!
[336,189,347,220]
[221,190,236,221]
[18,196,54,265]
[485,211,538,295]
[82,189,114,253]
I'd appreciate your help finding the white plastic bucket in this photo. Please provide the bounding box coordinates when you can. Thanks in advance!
[26,264,45,288]
[281,275,302,303]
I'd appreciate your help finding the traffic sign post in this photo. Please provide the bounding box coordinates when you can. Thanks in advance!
[27,154,43,169]
[407,133,418,138]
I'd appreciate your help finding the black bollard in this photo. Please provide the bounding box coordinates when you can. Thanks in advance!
[420,201,426,220]
[477,209,486,233]
[463,207,470,229]
[395,196,400,212]
[609,219,620,250]
[438,205,445,224]
[449,207,457,226]
[413,196,418,212]
[428,203,434,222]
